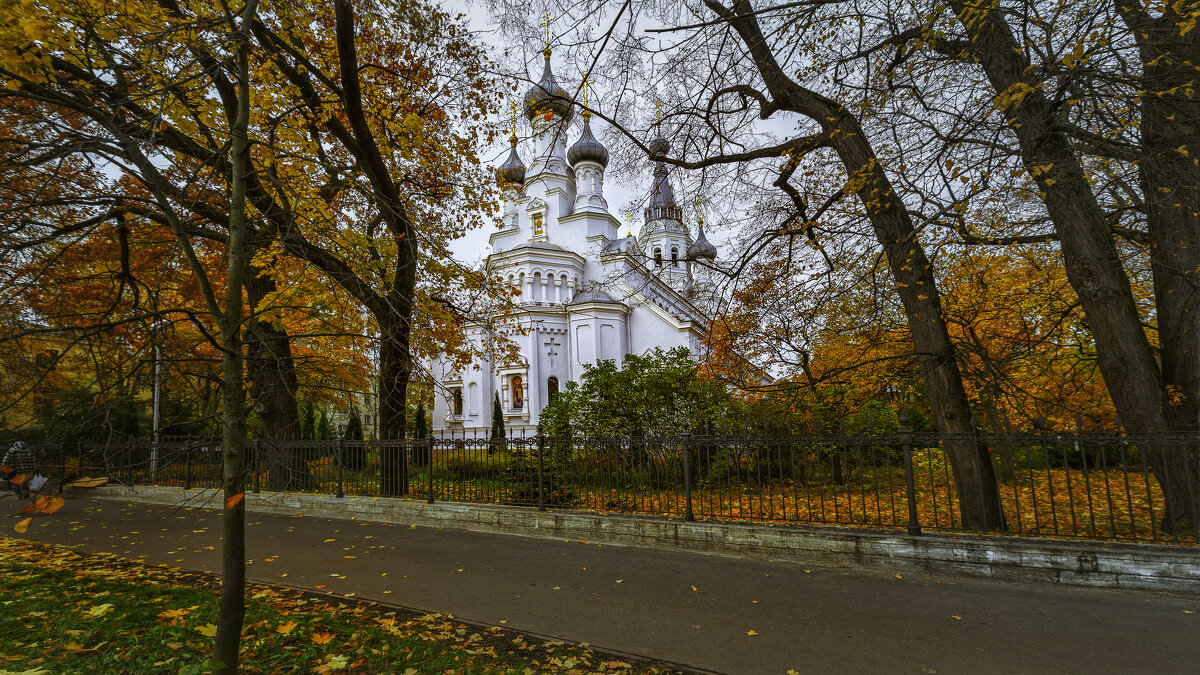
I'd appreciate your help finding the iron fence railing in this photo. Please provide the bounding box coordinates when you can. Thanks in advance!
[16,428,1200,545]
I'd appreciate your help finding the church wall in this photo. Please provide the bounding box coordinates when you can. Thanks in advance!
[627,304,691,356]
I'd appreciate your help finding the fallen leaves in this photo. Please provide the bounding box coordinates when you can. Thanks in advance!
[14,516,32,533]
[276,621,300,635]
[312,632,336,644]
[746,630,758,636]
[194,623,218,637]
[85,603,115,617]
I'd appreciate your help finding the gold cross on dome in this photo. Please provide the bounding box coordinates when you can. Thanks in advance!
[541,10,552,51]
[623,211,632,237]
[654,98,663,129]
[581,75,592,108]
[695,197,705,225]
[509,99,519,136]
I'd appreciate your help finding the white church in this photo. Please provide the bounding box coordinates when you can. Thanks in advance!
[430,48,719,436]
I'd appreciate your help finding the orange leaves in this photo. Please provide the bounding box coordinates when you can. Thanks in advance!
[276,620,299,635]
[311,631,335,644]
[12,494,65,532]
[225,493,244,510]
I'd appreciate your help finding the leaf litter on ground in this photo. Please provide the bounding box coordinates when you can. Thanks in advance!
[0,536,695,674]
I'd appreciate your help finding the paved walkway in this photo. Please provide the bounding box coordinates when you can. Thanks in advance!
[5,493,1199,674]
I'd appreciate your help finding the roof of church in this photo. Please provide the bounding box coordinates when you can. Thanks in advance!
[524,53,571,121]
[568,287,621,305]
[688,223,717,261]
[567,115,608,168]
[498,138,526,188]
[644,135,682,224]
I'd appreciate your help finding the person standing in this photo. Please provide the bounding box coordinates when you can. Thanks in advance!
[2,441,37,499]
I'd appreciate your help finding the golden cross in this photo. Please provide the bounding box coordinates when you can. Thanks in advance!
[695,197,705,225]
[654,98,663,129]
[623,211,632,237]
[509,99,519,137]
[581,75,592,108]
[541,10,552,51]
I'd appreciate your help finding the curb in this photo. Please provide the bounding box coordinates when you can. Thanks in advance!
[90,485,1200,593]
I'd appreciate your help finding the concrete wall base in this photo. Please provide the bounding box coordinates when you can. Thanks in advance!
[89,485,1200,593]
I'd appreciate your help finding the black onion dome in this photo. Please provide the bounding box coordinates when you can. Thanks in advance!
[688,223,717,261]
[497,139,526,187]
[647,134,670,158]
[523,55,572,121]
[644,160,682,222]
[567,116,608,168]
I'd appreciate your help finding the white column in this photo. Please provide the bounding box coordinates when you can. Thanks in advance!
[524,276,534,304]
[566,278,576,303]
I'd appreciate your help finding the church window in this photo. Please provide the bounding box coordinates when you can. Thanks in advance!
[547,376,559,400]
[654,248,662,267]
[512,376,524,409]
[452,388,463,416]
[533,272,542,302]
[671,247,679,267]
[468,382,480,415]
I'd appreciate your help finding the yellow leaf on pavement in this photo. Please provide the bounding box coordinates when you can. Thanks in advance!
[14,516,33,533]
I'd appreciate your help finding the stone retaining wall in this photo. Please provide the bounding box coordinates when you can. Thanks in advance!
[89,485,1200,593]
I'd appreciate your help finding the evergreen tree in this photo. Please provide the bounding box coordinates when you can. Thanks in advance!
[344,405,365,472]
[316,409,331,441]
[411,400,429,466]
[491,392,505,438]
[414,401,427,437]
[489,392,505,455]
[300,400,316,441]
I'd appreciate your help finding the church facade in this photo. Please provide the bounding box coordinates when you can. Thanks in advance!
[430,49,718,436]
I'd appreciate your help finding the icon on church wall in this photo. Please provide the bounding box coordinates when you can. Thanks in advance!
[512,376,524,409]
[534,214,544,235]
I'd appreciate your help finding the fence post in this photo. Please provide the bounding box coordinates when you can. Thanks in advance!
[682,431,695,522]
[536,425,546,512]
[426,435,435,504]
[336,437,345,499]
[901,415,921,536]
[252,439,261,494]
[184,444,192,490]
[57,444,66,493]
[127,439,136,487]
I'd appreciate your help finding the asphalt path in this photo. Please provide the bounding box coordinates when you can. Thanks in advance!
[4,494,1198,674]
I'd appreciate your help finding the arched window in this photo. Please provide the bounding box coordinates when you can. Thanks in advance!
[547,376,559,401]
[671,247,680,267]
[654,248,662,267]
[452,388,463,416]
[512,376,524,409]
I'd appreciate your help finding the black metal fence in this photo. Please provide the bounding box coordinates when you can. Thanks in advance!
[17,428,1200,545]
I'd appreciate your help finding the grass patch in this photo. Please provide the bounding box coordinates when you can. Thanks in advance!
[0,537,688,674]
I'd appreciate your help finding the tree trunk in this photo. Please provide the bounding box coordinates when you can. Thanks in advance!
[214,2,258,670]
[377,317,411,496]
[1134,14,1200,533]
[243,268,303,490]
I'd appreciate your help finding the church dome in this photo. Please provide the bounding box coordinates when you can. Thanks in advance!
[567,115,608,168]
[647,134,670,158]
[524,52,572,122]
[688,223,717,261]
[497,137,526,188]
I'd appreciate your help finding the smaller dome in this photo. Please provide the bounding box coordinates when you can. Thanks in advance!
[688,224,717,261]
[524,54,571,121]
[567,116,608,168]
[497,138,526,188]
[647,135,670,158]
